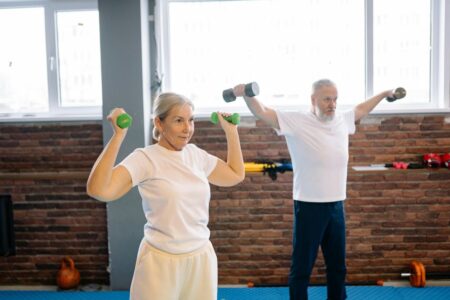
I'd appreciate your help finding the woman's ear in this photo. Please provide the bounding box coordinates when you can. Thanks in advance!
[154,116,163,130]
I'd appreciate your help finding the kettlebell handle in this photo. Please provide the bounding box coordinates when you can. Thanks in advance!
[61,257,75,270]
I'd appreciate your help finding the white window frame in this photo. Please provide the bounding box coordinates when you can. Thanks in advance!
[156,0,450,117]
[0,0,101,122]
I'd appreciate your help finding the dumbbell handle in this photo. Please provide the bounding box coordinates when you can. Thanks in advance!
[223,82,260,103]
[402,272,450,278]
[386,87,406,102]
[116,113,133,129]
[210,112,240,125]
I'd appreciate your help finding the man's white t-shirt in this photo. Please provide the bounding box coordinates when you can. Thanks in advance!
[275,110,356,203]
[119,143,218,254]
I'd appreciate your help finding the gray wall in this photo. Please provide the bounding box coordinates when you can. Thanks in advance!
[98,0,152,289]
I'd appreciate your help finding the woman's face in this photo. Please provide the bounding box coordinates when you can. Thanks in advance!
[156,103,194,151]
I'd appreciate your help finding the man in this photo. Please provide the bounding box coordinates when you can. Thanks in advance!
[232,79,395,300]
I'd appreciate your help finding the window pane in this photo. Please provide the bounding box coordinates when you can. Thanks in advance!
[0,8,48,113]
[56,10,102,107]
[373,0,430,104]
[166,0,364,111]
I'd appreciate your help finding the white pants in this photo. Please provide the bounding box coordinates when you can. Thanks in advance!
[129,239,218,300]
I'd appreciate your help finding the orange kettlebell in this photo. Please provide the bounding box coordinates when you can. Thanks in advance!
[56,257,80,290]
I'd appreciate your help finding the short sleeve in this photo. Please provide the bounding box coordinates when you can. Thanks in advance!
[343,110,356,134]
[204,153,218,176]
[189,144,218,176]
[275,110,301,136]
[118,149,153,187]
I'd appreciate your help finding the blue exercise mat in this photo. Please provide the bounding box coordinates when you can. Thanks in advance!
[0,291,128,300]
[1,286,449,300]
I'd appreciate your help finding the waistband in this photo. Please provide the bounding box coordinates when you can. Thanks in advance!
[144,239,213,258]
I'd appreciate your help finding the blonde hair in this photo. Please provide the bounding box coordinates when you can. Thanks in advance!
[152,93,194,140]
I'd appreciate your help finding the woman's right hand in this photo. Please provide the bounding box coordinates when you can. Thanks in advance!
[107,107,128,136]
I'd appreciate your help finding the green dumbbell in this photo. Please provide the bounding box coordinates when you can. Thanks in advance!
[116,113,133,129]
[210,112,240,125]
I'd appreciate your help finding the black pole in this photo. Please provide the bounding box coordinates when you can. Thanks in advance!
[0,195,16,256]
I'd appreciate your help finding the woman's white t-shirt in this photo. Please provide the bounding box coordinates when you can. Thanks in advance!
[120,143,218,254]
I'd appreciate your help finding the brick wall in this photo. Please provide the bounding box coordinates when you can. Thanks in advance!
[196,114,450,285]
[0,114,449,286]
[0,122,108,285]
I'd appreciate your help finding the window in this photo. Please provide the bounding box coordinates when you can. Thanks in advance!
[56,10,102,108]
[0,0,101,120]
[0,7,48,113]
[156,0,450,115]
[372,0,431,107]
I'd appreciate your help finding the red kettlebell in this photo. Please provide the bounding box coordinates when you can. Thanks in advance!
[56,257,80,290]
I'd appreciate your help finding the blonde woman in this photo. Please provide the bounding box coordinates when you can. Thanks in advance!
[87,93,245,300]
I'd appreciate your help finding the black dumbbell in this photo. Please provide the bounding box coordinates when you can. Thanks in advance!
[386,87,406,102]
[223,82,259,103]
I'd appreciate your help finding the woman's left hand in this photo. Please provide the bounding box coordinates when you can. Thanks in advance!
[215,112,238,133]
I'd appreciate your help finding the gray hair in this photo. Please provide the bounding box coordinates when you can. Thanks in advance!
[312,79,336,94]
[152,92,194,140]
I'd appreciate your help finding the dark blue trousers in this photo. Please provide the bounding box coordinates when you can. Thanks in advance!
[288,200,347,300]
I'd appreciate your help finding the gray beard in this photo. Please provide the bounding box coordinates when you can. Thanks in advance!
[320,114,335,122]
[315,107,335,122]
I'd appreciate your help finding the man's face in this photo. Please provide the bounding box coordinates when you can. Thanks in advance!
[311,85,337,122]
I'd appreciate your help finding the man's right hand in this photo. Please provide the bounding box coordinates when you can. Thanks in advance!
[232,84,247,98]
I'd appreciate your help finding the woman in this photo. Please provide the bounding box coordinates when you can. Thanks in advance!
[86,92,245,300]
